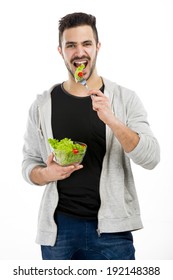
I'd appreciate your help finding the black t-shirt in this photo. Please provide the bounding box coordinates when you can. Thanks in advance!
[51,84,106,219]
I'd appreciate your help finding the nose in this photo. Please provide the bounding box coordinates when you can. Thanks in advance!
[75,44,86,57]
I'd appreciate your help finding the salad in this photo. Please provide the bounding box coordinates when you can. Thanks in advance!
[74,63,85,82]
[48,137,87,166]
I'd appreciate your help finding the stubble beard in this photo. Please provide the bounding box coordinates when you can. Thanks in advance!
[64,53,98,81]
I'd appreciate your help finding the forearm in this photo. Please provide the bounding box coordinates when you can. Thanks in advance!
[30,166,50,186]
[109,118,140,153]
[90,90,139,152]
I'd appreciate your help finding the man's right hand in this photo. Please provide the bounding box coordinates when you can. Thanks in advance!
[30,153,83,185]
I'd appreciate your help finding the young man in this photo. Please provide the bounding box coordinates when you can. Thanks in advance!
[22,12,160,260]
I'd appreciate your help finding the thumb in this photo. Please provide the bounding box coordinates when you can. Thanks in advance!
[46,152,54,165]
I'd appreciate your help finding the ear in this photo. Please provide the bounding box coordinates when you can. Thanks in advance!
[96,42,101,52]
[57,46,62,55]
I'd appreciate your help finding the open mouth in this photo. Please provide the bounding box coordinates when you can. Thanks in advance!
[73,60,88,69]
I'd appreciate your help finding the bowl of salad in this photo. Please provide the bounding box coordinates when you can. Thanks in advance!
[48,137,87,166]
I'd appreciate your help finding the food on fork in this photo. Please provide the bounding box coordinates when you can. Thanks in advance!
[74,63,85,83]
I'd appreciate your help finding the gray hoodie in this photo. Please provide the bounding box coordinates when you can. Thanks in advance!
[22,78,160,246]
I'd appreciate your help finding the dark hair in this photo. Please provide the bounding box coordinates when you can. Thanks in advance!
[58,12,99,47]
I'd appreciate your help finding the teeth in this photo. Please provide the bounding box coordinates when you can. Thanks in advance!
[74,61,87,66]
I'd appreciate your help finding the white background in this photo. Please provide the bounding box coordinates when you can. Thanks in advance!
[0,0,172,261]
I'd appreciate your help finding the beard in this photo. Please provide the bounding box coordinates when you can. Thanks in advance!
[64,52,98,81]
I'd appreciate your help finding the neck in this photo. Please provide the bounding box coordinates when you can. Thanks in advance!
[63,74,103,97]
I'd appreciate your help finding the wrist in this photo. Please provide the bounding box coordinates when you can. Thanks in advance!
[30,166,49,186]
[107,116,119,129]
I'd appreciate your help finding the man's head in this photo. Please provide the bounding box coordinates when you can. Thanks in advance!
[58,12,101,82]
[58,12,99,48]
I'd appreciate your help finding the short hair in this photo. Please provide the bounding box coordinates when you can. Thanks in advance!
[58,12,99,47]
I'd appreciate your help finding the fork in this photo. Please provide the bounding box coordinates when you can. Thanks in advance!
[78,78,89,90]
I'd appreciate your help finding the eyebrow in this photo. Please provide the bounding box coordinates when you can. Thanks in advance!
[65,41,76,46]
[65,40,93,46]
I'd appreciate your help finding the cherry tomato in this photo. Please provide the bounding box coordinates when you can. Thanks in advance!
[78,72,83,77]
[72,149,79,154]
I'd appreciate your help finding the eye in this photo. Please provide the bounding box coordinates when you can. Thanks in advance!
[66,43,76,48]
[83,41,92,47]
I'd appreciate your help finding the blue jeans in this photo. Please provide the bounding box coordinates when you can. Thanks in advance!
[41,213,135,260]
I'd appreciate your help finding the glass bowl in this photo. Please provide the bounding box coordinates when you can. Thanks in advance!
[53,141,87,166]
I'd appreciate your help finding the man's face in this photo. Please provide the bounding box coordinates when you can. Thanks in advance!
[58,25,100,81]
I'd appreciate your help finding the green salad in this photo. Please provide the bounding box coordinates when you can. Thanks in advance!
[74,63,85,82]
[48,137,87,166]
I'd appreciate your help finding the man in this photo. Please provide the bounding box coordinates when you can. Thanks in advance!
[22,12,160,260]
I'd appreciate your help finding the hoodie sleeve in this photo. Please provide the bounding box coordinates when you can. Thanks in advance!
[124,89,160,170]
[22,100,46,185]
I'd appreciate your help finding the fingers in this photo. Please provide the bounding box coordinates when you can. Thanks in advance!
[88,89,114,125]
[46,153,83,181]
[88,90,108,111]
[88,89,104,97]
[60,164,83,180]
[63,164,83,175]
[91,94,109,112]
